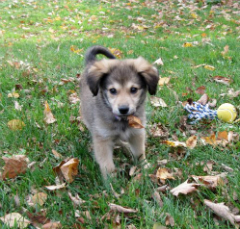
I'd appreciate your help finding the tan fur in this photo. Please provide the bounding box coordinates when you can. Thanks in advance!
[80,50,159,178]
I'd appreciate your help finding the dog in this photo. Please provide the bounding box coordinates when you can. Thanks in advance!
[80,46,159,178]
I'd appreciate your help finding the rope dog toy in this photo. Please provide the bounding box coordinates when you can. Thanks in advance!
[184,102,237,124]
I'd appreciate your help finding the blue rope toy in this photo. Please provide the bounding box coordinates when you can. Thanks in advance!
[184,102,217,124]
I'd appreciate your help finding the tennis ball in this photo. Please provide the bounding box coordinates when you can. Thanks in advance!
[217,103,237,123]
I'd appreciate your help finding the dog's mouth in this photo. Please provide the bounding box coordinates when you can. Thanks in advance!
[113,113,133,121]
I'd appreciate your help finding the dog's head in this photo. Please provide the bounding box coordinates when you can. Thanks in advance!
[86,57,159,116]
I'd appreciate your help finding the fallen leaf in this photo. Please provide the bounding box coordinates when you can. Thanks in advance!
[52,149,63,159]
[162,140,186,147]
[195,86,206,95]
[69,92,80,104]
[150,96,167,107]
[204,65,215,71]
[127,115,144,129]
[204,200,236,226]
[201,133,216,146]
[186,135,197,149]
[221,45,229,56]
[152,190,163,207]
[158,77,170,86]
[165,213,175,227]
[213,76,231,85]
[220,88,240,98]
[31,192,48,206]
[108,203,138,213]
[149,123,169,138]
[191,175,224,189]
[170,179,201,196]
[8,92,20,98]
[45,183,66,191]
[7,119,25,130]
[2,155,28,179]
[156,168,175,184]
[59,158,79,183]
[197,93,208,105]
[0,212,30,229]
[183,42,193,47]
[154,57,164,66]
[68,192,85,206]
[42,221,62,229]
[44,101,56,124]
[14,101,23,111]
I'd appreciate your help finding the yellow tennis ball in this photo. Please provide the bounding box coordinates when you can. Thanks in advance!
[217,103,237,123]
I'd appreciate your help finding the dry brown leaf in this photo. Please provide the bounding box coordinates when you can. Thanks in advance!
[186,135,197,149]
[152,190,163,207]
[2,155,28,179]
[149,123,169,138]
[108,203,138,213]
[197,93,208,105]
[213,76,232,85]
[69,92,80,104]
[170,179,201,196]
[154,58,164,66]
[68,192,85,206]
[45,183,66,191]
[156,168,175,184]
[31,192,48,206]
[150,96,167,107]
[60,158,79,183]
[204,200,236,226]
[220,88,240,98]
[195,86,206,95]
[44,101,56,124]
[201,133,216,146]
[191,175,223,189]
[0,212,30,229]
[51,149,63,159]
[42,221,62,229]
[127,115,144,129]
[165,213,175,227]
[158,77,170,86]
[7,119,25,130]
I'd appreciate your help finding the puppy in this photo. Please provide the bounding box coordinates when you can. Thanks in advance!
[80,46,159,178]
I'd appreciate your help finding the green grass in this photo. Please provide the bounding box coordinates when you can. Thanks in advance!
[0,0,240,228]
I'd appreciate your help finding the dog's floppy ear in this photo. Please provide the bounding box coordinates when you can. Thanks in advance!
[87,59,117,96]
[131,57,159,95]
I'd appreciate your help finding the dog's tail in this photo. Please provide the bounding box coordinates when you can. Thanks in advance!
[85,46,116,65]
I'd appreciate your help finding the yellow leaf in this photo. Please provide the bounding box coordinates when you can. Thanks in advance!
[204,65,215,71]
[190,12,198,19]
[183,42,193,47]
[186,135,197,149]
[7,119,25,130]
[44,101,56,124]
[162,140,186,147]
[158,77,170,86]
[156,168,175,184]
[8,92,20,98]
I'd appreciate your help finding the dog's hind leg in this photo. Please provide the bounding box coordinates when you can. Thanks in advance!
[93,136,115,178]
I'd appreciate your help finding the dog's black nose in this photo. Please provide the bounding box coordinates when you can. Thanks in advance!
[119,106,129,115]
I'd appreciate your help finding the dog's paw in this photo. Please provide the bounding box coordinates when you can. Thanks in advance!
[100,163,116,179]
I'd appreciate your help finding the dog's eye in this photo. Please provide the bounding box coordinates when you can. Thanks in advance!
[130,87,138,94]
[109,88,117,95]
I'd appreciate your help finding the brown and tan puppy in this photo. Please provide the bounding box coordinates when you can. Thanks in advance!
[80,46,159,178]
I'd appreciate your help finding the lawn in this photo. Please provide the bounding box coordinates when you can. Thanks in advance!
[0,0,240,228]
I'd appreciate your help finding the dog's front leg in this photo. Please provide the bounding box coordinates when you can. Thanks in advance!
[129,130,148,165]
[93,135,115,178]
